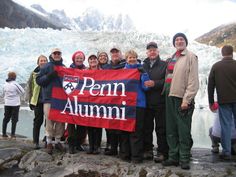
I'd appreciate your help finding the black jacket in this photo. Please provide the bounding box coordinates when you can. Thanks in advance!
[208,57,236,104]
[143,56,167,108]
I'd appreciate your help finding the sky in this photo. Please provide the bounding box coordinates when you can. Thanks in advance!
[13,0,236,39]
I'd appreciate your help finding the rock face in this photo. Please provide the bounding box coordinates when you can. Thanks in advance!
[0,0,65,29]
[0,138,236,177]
[196,22,236,51]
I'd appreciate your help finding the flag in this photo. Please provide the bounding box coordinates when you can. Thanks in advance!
[49,66,140,132]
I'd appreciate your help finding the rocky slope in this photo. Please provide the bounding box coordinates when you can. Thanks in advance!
[0,137,236,177]
[196,22,236,51]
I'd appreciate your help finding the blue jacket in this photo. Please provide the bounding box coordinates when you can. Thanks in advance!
[124,63,150,108]
[36,56,64,103]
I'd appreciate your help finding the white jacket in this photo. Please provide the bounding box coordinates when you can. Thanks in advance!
[3,80,25,106]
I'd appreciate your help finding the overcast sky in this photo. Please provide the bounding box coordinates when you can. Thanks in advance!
[13,0,236,39]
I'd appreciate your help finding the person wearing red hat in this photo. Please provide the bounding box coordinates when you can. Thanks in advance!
[162,33,199,170]
[66,50,87,154]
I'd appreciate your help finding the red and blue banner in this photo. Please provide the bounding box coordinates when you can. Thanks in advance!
[49,66,140,132]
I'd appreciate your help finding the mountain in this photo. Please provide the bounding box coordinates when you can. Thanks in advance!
[196,22,236,51]
[0,0,66,29]
[30,5,136,32]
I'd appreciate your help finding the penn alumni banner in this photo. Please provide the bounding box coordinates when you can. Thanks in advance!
[49,66,140,132]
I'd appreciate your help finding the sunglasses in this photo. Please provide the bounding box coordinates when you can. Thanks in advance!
[53,52,61,55]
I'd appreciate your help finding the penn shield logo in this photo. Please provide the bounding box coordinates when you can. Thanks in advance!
[63,75,79,95]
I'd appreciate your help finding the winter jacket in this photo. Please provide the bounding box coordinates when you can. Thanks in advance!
[168,49,199,104]
[36,56,64,103]
[143,56,167,108]
[124,63,150,108]
[208,57,236,104]
[70,63,86,69]
[27,66,43,106]
[101,59,126,70]
[3,80,25,106]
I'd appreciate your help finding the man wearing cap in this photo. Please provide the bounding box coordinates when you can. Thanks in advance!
[162,33,199,170]
[103,47,125,156]
[208,45,236,161]
[36,48,65,154]
[102,47,126,70]
[143,42,168,162]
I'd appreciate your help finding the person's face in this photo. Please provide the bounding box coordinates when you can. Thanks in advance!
[126,54,137,65]
[146,47,159,60]
[88,57,98,68]
[110,50,121,63]
[174,36,186,50]
[52,51,62,61]
[74,54,85,66]
[38,56,47,68]
[98,54,108,64]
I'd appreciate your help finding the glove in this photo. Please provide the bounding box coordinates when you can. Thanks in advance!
[47,70,58,80]
[29,104,35,110]
[137,66,146,73]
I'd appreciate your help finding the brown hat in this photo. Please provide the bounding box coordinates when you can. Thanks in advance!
[51,48,62,54]
[146,42,158,49]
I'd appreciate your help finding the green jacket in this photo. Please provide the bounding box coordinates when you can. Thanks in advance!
[27,67,41,106]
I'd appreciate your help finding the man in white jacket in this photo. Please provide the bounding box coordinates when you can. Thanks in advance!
[2,72,25,139]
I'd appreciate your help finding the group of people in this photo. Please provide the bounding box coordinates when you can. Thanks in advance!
[2,32,235,170]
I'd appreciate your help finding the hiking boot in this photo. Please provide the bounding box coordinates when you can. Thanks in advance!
[143,150,153,160]
[181,162,190,170]
[93,148,101,155]
[76,145,85,151]
[34,143,40,150]
[10,135,16,140]
[86,148,93,154]
[211,146,219,153]
[55,143,65,152]
[68,145,75,154]
[219,153,231,161]
[162,159,179,167]
[46,143,53,155]
[104,150,118,156]
[2,134,8,139]
[154,152,165,163]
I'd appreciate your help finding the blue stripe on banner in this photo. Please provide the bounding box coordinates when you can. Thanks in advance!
[53,77,139,93]
[51,97,136,119]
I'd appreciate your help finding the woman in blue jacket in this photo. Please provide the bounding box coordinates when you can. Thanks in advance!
[120,50,150,163]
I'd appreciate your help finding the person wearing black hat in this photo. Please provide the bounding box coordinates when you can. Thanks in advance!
[143,42,168,162]
[162,33,199,170]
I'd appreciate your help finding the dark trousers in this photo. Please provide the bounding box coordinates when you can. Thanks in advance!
[33,103,44,144]
[144,106,168,156]
[87,127,102,151]
[2,105,20,136]
[107,129,121,153]
[120,108,145,161]
[68,124,87,147]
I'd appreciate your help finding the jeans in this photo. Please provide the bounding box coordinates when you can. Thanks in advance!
[219,103,236,155]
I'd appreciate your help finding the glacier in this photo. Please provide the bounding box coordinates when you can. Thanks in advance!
[0,28,224,147]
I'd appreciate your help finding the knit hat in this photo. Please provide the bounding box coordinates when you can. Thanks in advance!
[173,33,188,47]
[72,50,85,62]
